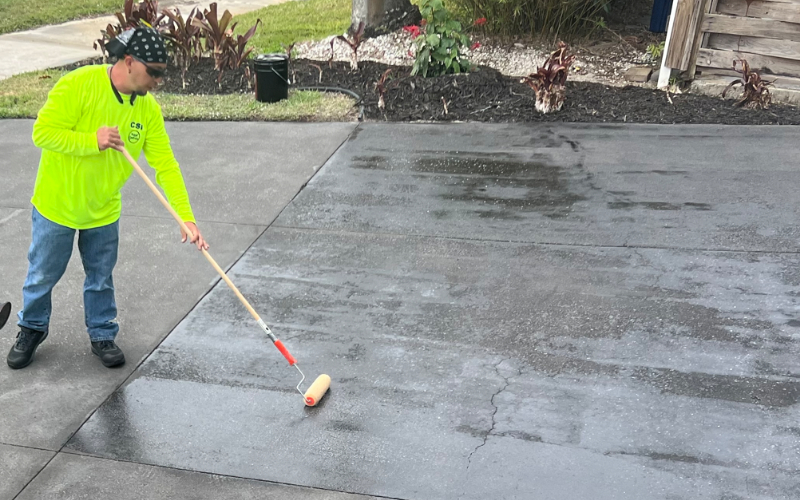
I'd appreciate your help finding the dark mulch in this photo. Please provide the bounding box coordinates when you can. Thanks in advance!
[65,56,800,124]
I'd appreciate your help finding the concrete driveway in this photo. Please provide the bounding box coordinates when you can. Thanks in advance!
[2,122,799,499]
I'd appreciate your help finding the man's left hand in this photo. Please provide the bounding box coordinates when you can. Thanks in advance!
[181,222,209,251]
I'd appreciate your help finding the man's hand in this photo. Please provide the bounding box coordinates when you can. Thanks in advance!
[181,222,209,251]
[97,126,124,151]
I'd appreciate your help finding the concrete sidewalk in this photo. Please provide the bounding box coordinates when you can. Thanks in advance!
[0,0,289,80]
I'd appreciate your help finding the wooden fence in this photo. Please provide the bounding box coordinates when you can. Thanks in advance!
[662,0,800,90]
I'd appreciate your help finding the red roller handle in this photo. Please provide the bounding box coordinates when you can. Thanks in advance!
[274,340,297,365]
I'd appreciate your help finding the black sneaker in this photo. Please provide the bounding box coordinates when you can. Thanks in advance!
[7,327,48,369]
[91,340,125,367]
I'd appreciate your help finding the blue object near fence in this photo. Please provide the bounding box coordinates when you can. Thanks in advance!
[650,0,673,32]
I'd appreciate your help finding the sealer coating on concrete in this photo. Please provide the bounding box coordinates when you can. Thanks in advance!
[65,124,800,499]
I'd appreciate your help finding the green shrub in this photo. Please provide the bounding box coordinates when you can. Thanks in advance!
[447,0,611,39]
[411,0,472,77]
[645,41,665,61]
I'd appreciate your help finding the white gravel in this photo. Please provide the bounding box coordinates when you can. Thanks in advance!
[294,30,654,86]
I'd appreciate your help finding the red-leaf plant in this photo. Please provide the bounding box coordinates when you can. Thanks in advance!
[94,0,165,58]
[218,19,261,84]
[281,42,297,62]
[161,7,204,88]
[722,58,773,109]
[375,69,393,110]
[191,2,234,71]
[521,41,575,114]
[337,21,365,71]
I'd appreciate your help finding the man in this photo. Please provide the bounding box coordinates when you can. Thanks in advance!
[7,25,208,370]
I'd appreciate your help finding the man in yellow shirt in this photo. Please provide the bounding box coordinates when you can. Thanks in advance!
[8,25,208,369]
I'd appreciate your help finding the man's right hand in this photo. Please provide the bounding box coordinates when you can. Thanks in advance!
[97,126,124,152]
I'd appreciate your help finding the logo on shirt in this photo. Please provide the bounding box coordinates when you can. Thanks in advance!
[128,122,143,143]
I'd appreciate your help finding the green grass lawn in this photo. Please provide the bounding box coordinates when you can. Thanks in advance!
[0,0,352,42]
[0,0,123,35]
[236,0,351,53]
[0,69,356,121]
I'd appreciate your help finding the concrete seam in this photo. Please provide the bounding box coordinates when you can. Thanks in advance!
[269,224,800,255]
[55,449,406,500]
[0,441,56,453]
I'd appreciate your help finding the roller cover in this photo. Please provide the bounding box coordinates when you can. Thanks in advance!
[304,374,332,406]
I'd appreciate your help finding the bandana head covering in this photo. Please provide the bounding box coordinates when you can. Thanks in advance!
[106,24,167,64]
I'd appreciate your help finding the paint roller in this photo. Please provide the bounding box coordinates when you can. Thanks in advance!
[120,149,330,406]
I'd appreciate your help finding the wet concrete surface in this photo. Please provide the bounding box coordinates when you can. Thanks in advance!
[278,124,800,252]
[64,124,800,499]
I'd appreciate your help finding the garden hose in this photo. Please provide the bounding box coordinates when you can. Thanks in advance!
[265,65,364,120]
[294,86,364,121]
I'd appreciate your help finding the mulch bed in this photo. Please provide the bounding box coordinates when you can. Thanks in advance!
[67,56,800,124]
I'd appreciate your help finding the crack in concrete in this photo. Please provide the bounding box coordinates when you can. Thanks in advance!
[0,208,24,226]
[466,358,521,470]
[632,248,671,291]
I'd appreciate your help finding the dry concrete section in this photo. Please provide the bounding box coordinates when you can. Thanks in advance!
[63,124,800,499]
[0,120,356,499]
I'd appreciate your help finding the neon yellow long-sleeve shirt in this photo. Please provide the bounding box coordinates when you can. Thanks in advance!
[31,64,195,229]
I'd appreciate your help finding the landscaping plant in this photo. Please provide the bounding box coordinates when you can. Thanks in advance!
[282,42,297,62]
[336,21,366,71]
[646,41,664,62]
[722,58,773,109]
[94,0,165,56]
[161,7,204,87]
[375,69,393,110]
[191,3,234,71]
[521,41,575,114]
[449,0,611,40]
[95,1,261,85]
[410,0,472,77]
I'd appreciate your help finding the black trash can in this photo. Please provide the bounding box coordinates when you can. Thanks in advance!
[254,53,289,103]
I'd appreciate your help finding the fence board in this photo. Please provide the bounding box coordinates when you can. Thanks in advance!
[696,66,800,89]
[716,0,800,23]
[702,13,800,42]
[686,0,714,77]
[666,0,708,69]
[697,47,800,77]
[707,33,800,61]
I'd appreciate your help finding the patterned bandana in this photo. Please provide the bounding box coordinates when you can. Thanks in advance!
[107,25,167,64]
[126,26,167,64]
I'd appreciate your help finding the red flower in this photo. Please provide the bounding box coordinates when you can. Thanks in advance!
[474,17,487,26]
[471,42,481,50]
[403,25,421,38]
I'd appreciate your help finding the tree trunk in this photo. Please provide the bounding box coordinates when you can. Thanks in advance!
[351,0,421,37]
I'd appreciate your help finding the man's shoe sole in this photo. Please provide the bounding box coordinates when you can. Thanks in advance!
[7,330,48,369]
[91,345,125,368]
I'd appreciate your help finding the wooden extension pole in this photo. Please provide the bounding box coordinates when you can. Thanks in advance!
[120,148,263,324]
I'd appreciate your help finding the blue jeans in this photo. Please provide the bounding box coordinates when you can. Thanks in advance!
[18,207,120,341]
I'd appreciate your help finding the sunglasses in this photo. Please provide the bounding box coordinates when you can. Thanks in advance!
[132,56,166,79]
